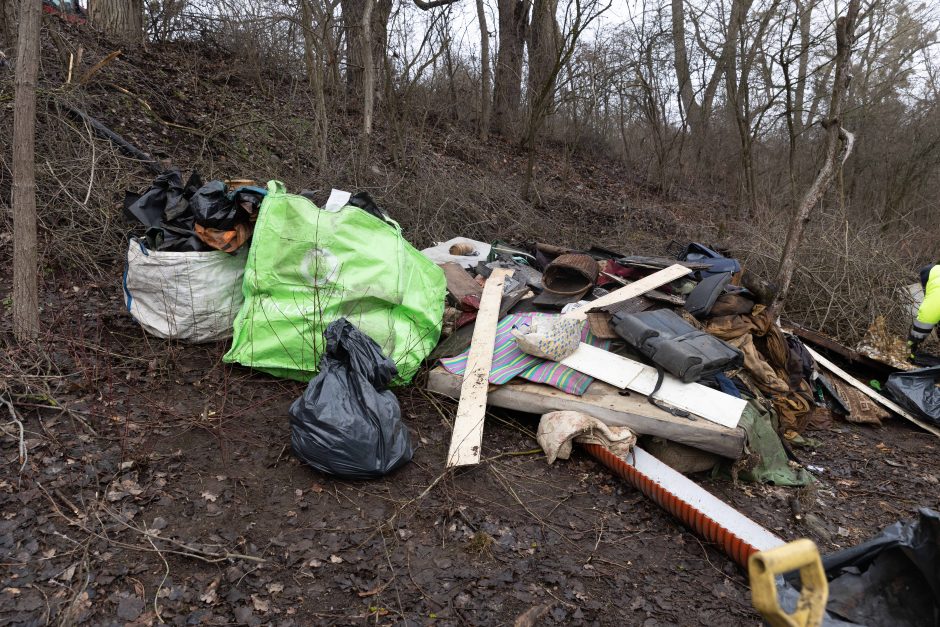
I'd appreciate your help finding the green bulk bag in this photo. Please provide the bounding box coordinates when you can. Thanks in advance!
[223,182,446,385]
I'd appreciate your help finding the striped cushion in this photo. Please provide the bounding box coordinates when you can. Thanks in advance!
[440,313,611,396]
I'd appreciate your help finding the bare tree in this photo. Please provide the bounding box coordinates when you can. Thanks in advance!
[361,0,375,135]
[475,0,492,139]
[0,0,15,55]
[90,0,145,43]
[671,0,752,144]
[492,0,529,137]
[299,0,333,168]
[341,0,392,102]
[12,0,42,341]
[527,0,560,110]
[771,0,861,314]
[520,0,609,200]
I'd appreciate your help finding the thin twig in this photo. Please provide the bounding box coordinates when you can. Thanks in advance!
[1,397,27,476]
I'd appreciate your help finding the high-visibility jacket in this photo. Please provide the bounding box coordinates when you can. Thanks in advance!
[911,264,940,342]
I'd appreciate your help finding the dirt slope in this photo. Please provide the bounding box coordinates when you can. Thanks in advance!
[1,17,938,627]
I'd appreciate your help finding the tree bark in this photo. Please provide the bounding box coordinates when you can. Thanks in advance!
[361,0,375,136]
[475,0,491,140]
[341,0,391,102]
[492,0,528,138]
[771,0,861,315]
[527,0,560,112]
[300,0,330,168]
[12,0,42,341]
[0,0,15,55]
[670,0,702,135]
[89,0,144,43]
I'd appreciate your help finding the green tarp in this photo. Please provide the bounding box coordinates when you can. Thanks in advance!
[223,182,446,385]
[735,401,813,486]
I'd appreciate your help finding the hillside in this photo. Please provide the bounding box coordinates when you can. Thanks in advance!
[1,16,937,627]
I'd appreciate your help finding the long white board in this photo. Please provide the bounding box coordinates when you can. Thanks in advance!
[446,268,514,467]
[562,264,692,322]
[806,345,940,438]
[560,343,645,388]
[561,345,745,429]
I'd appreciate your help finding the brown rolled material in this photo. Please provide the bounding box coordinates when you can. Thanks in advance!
[542,253,599,296]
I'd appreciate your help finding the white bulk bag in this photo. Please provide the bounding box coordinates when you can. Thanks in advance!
[123,238,247,342]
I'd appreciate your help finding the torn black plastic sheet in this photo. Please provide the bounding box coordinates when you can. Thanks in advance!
[784,508,940,627]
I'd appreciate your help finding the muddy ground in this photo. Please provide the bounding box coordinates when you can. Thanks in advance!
[1,277,939,627]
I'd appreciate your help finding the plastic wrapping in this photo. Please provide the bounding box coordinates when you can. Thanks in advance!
[123,170,207,252]
[807,508,940,627]
[885,366,940,425]
[190,180,240,230]
[289,319,413,479]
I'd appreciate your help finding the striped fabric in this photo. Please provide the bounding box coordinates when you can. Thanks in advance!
[440,313,612,396]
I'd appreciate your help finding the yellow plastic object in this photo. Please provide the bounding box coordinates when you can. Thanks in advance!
[749,539,828,627]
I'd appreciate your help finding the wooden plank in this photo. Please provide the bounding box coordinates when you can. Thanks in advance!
[428,368,746,459]
[559,346,745,429]
[563,264,692,322]
[560,343,645,388]
[446,268,514,467]
[439,262,482,303]
[805,345,940,438]
[784,321,890,373]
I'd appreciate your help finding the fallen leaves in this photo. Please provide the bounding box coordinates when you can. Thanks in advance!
[199,576,220,605]
[250,594,269,612]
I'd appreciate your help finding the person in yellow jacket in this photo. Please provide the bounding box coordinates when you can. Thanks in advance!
[909,264,940,359]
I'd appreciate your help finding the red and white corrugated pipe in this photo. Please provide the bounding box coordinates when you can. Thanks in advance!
[582,443,784,568]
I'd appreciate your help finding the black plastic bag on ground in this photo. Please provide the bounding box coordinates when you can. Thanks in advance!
[885,366,940,425]
[289,319,413,479]
[819,508,940,627]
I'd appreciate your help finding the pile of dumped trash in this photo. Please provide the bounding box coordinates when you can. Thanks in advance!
[119,176,940,625]
[120,175,940,477]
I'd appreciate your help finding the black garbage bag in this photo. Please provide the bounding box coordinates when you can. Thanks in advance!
[191,181,244,230]
[232,187,264,220]
[123,169,208,251]
[289,319,413,479]
[817,508,940,627]
[348,191,389,221]
[885,366,940,425]
[123,169,202,226]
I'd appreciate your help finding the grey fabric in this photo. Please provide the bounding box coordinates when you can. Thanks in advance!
[684,272,732,318]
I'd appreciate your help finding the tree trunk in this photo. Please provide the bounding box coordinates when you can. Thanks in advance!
[670,0,702,135]
[527,0,560,112]
[300,0,330,168]
[0,0,15,55]
[12,0,41,341]
[89,0,144,43]
[361,0,374,136]
[341,0,391,103]
[492,0,528,138]
[475,0,491,140]
[771,0,861,316]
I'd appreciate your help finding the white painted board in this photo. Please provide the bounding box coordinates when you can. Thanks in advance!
[562,264,691,322]
[560,343,646,389]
